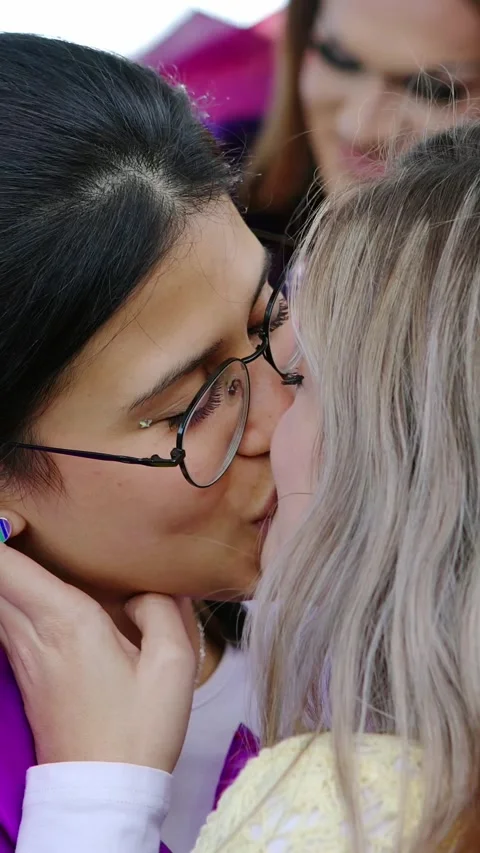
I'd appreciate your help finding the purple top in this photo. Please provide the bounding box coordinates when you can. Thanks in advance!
[0,650,36,851]
[0,649,258,852]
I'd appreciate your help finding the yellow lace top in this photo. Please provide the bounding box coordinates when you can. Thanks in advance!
[194,733,458,852]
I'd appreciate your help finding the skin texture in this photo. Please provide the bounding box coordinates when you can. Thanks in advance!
[262,367,317,569]
[0,544,199,771]
[0,341,318,770]
[1,199,293,638]
[300,0,480,190]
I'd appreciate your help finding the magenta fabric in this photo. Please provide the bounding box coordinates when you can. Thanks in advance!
[0,651,178,852]
[0,649,258,852]
[0,649,36,851]
[160,723,259,852]
[137,12,283,127]
[213,724,259,810]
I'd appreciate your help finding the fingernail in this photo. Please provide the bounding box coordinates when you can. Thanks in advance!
[0,519,12,544]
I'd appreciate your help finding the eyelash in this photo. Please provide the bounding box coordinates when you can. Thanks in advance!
[248,298,290,338]
[271,300,290,331]
[311,39,470,105]
[153,296,291,432]
[310,39,363,74]
[404,74,468,105]
[167,383,223,432]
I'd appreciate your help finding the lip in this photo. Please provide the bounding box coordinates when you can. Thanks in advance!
[338,142,387,180]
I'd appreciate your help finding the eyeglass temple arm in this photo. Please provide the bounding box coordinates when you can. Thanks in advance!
[11,443,185,468]
[242,338,304,386]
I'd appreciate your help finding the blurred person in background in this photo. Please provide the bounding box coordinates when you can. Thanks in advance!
[244,0,480,239]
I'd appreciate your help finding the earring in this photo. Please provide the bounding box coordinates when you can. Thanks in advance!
[139,419,153,430]
[0,518,12,544]
[194,617,206,687]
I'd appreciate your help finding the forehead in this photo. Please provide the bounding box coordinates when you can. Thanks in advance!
[58,201,263,412]
[319,0,480,74]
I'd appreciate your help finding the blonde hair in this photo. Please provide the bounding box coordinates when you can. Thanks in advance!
[250,123,480,851]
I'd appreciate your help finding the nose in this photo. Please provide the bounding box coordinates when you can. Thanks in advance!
[238,355,294,457]
[337,75,412,152]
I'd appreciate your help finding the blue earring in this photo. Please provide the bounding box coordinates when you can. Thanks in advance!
[0,518,12,543]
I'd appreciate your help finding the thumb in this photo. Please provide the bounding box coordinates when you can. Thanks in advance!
[125,594,196,672]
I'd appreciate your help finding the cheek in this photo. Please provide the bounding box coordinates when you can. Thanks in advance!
[407,99,480,139]
[299,51,346,115]
[58,457,217,533]
[271,393,317,495]
[270,408,299,501]
[22,457,228,593]
[267,393,318,560]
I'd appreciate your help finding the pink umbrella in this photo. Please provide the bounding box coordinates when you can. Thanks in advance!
[137,10,284,130]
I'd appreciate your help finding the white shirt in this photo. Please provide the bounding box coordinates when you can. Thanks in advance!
[17,761,170,853]
[17,737,423,853]
[163,643,257,851]
[17,643,258,853]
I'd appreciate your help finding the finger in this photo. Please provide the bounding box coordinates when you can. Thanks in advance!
[0,542,87,620]
[126,594,196,667]
[0,595,32,657]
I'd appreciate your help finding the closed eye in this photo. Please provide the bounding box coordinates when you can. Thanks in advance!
[248,322,264,339]
[403,72,469,104]
[269,299,289,332]
[166,382,223,432]
[248,290,290,339]
[159,377,223,432]
[309,38,364,74]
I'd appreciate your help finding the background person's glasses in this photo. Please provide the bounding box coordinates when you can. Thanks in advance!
[12,240,302,488]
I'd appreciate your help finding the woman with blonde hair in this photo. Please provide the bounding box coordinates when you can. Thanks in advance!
[2,124,480,851]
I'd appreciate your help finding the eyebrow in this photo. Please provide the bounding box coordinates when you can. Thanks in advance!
[127,247,272,414]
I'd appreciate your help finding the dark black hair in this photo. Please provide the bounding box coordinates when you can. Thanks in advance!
[0,33,244,643]
[0,33,233,480]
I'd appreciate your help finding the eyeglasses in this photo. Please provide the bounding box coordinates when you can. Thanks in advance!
[13,276,303,488]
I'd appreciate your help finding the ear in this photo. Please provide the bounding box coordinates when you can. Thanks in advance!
[0,511,27,542]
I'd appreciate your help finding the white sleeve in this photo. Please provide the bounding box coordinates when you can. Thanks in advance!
[16,761,171,853]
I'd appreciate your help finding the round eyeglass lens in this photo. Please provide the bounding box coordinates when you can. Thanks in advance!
[182,359,250,487]
[267,286,297,375]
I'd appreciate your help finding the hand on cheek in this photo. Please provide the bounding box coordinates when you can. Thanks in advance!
[0,537,197,772]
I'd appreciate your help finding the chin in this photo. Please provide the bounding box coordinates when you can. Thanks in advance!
[195,552,260,603]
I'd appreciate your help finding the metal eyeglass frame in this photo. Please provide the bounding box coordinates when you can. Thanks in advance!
[12,274,303,488]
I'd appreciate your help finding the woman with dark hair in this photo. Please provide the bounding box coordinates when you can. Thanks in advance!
[0,32,298,853]
[245,0,480,237]
[7,122,480,852]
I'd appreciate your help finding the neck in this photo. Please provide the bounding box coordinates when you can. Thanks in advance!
[24,551,227,686]
[197,631,223,687]
[94,594,224,688]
